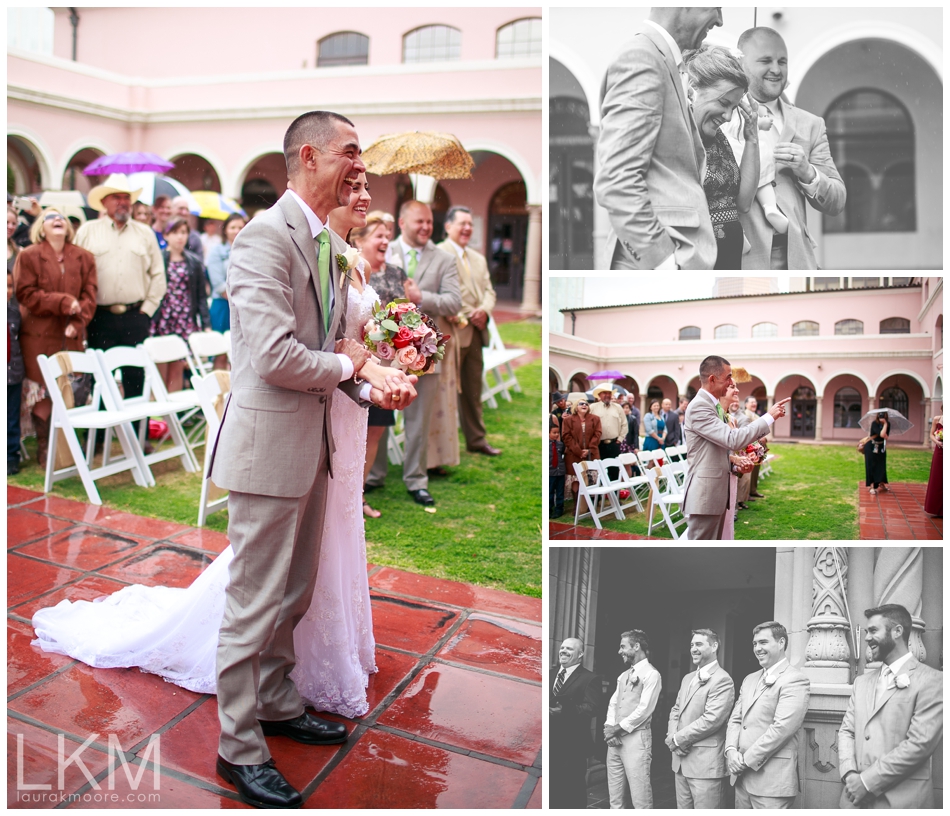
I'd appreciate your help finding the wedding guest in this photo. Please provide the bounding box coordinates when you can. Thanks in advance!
[685,45,760,269]
[206,213,245,333]
[923,414,942,516]
[662,397,682,447]
[151,195,172,251]
[132,201,152,225]
[864,412,889,496]
[549,419,566,519]
[8,205,21,275]
[200,218,222,263]
[595,8,722,270]
[552,391,569,422]
[727,27,846,270]
[744,396,766,499]
[622,403,640,478]
[7,269,24,474]
[171,196,203,256]
[150,218,211,394]
[562,398,601,503]
[590,384,626,479]
[643,400,667,452]
[15,208,98,464]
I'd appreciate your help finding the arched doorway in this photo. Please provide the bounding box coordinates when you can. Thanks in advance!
[487,181,527,302]
[7,135,47,193]
[790,386,817,438]
[61,147,105,195]
[240,153,286,216]
[568,372,589,394]
[167,153,221,193]
[550,58,594,269]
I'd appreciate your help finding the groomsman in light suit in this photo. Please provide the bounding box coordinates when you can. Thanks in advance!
[604,629,662,809]
[725,621,810,809]
[369,200,460,507]
[838,604,943,809]
[667,629,735,809]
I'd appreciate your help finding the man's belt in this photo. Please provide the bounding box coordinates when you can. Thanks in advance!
[601,438,619,444]
[99,301,144,315]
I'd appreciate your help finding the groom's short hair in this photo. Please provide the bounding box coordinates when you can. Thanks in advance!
[738,27,785,52]
[752,620,788,650]
[865,604,912,644]
[621,629,649,655]
[284,111,354,176]
[692,628,720,652]
[700,355,730,381]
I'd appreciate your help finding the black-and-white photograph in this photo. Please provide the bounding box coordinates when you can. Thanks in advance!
[550,7,943,270]
[549,546,944,808]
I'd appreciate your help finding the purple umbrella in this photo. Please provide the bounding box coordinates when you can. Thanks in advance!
[588,370,624,381]
[83,152,175,176]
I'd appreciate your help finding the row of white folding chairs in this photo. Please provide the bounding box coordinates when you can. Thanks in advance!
[38,347,199,505]
[643,465,688,540]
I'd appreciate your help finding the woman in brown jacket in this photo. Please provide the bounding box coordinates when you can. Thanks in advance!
[15,208,97,463]
[561,397,602,502]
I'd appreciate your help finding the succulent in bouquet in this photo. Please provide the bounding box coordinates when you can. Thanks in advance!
[362,299,449,376]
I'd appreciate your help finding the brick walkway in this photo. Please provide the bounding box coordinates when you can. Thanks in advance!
[8,486,541,809]
[857,481,943,540]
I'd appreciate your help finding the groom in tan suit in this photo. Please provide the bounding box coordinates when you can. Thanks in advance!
[726,621,811,808]
[683,355,790,540]
[838,603,943,809]
[595,7,722,270]
[667,628,735,808]
[210,111,417,808]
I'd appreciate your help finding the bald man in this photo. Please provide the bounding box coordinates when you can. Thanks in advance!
[551,638,601,809]
[724,27,845,270]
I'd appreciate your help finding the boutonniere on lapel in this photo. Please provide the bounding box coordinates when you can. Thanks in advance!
[763,674,776,688]
[698,674,709,687]
[894,674,910,689]
[627,674,640,689]
[336,247,362,288]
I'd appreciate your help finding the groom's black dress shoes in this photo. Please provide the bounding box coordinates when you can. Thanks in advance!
[408,488,435,506]
[216,756,302,809]
[259,711,348,745]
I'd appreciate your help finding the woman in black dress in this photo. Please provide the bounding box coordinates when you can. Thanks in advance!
[864,412,889,495]
[685,46,760,270]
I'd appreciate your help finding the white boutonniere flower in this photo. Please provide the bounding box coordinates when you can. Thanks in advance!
[763,674,776,687]
[895,673,910,689]
[337,247,363,287]
[698,673,709,687]
[627,674,640,689]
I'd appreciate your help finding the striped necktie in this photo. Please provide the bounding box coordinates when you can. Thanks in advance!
[554,667,566,696]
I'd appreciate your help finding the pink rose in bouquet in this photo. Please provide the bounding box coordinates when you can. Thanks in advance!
[361,298,449,377]
[376,341,395,360]
[395,345,419,369]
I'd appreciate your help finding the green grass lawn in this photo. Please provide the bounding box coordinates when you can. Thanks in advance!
[9,321,542,596]
[569,442,933,540]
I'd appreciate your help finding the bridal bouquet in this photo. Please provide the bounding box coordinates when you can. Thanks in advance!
[362,299,449,376]
[742,440,769,464]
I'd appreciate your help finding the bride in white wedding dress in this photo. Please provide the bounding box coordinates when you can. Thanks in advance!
[32,175,379,719]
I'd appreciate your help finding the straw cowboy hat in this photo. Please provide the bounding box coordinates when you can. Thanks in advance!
[87,173,144,212]
[591,383,615,396]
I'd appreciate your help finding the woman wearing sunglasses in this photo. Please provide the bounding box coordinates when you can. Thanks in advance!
[14,207,97,464]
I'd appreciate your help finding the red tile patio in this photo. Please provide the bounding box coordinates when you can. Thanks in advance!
[7,486,541,809]
[858,481,943,540]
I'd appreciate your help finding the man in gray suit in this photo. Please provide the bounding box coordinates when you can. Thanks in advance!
[595,8,722,270]
[730,28,846,269]
[367,200,461,507]
[209,111,417,808]
[667,628,735,809]
[683,356,790,539]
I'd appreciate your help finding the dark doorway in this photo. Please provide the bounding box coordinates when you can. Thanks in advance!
[791,386,817,438]
[550,97,594,269]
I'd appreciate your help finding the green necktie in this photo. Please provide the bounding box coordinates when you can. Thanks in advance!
[407,248,418,279]
[716,402,727,422]
[317,229,331,333]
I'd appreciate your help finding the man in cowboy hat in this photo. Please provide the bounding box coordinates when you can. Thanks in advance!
[75,173,165,403]
[589,383,626,479]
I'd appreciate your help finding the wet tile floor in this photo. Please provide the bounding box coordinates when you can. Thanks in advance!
[7,486,542,809]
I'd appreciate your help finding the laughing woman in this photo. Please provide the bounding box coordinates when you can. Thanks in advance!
[686,45,760,270]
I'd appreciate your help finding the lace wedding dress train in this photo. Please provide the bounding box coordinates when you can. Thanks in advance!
[32,284,379,718]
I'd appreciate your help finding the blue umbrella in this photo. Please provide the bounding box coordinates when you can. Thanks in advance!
[84,152,175,176]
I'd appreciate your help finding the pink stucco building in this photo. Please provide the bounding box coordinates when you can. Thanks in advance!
[7,7,541,309]
[550,277,943,445]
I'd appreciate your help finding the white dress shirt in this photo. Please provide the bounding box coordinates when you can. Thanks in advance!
[606,659,662,734]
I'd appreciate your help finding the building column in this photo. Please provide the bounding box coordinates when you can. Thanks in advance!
[867,394,876,410]
[814,396,824,442]
[845,546,876,675]
[588,124,610,271]
[867,547,927,668]
[774,546,811,666]
[804,548,850,683]
[520,205,541,315]
[550,547,601,671]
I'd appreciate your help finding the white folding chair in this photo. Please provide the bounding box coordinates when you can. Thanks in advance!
[573,460,624,529]
[94,346,200,476]
[480,316,526,408]
[644,466,687,540]
[617,452,650,513]
[188,331,230,377]
[759,453,776,478]
[637,449,658,470]
[664,457,689,488]
[387,409,406,465]
[37,351,152,505]
[191,373,230,526]
[599,456,642,517]
[142,336,205,444]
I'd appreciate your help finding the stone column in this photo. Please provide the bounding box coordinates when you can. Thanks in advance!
[867,394,876,410]
[845,546,876,675]
[868,547,926,668]
[774,547,811,666]
[804,548,851,683]
[550,546,601,671]
[520,205,542,315]
[921,547,942,669]
[814,396,824,441]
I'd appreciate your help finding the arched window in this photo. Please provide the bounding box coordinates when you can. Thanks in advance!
[317,32,369,67]
[496,18,541,58]
[679,326,700,341]
[792,320,819,336]
[880,387,908,416]
[880,317,910,334]
[835,319,864,336]
[714,324,738,340]
[403,25,461,63]
[752,322,778,338]
[647,385,664,406]
[824,89,915,233]
[833,387,863,428]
